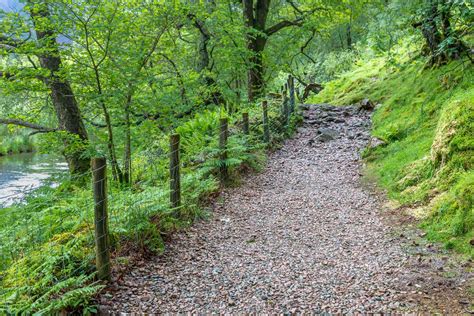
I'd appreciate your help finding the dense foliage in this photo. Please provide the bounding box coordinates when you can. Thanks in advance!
[0,0,472,313]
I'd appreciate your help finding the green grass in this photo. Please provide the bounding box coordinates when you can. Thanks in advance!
[310,52,474,258]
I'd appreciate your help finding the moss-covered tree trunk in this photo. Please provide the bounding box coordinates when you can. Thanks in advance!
[28,1,89,174]
[415,0,470,66]
[243,0,270,101]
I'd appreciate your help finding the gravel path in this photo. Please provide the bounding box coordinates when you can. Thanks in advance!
[101,104,472,314]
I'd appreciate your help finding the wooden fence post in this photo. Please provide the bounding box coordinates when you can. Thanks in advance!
[289,75,295,113]
[282,88,289,126]
[219,118,229,184]
[91,157,111,281]
[169,134,181,212]
[242,112,249,135]
[262,100,270,144]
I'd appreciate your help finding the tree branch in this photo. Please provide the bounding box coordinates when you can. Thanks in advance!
[265,18,303,36]
[177,30,193,44]
[0,35,22,47]
[301,29,316,53]
[0,71,14,79]
[286,0,303,14]
[298,29,317,63]
[265,4,327,36]
[243,0,254,28]
[188,13,211,38]
[0,69,45,81]
[28,130,57,136]
[0,118,57,132]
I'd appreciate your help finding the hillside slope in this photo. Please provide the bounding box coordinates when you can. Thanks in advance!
[310,56,473,257]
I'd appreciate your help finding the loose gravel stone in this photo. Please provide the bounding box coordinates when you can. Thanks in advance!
[100,104,473,314]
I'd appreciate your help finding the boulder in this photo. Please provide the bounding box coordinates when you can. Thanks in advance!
[301,104,312,111]
[359,98,375,111]
[368,137,386,149]
[302,83,324,100]
[306,120,319,125]
[316,128,338,142]
[343,110,352,117]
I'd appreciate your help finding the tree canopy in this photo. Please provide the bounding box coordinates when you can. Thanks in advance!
[1,0,473,313]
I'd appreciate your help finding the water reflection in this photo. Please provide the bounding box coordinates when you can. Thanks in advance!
[0,153,68,207]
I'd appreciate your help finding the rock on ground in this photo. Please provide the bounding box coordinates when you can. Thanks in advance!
[100,104,473,314]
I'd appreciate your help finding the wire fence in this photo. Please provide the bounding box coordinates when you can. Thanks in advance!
[0,75,299,312]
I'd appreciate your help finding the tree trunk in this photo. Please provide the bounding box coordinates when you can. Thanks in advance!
[48,79,90,174]
[346,5,353,50]
[243,0,270,101]
[192,15,224,105]
[414,0,469,66]
[123,90,132,185]
[91,63,123,183]
[28,1,89,174]
[247,38,266,101]
[438,0,467,60]
[196,21,211,74]
[156,55,189,106]
[346,24,352,49]
[421,4,445,65]
[415,0,446,66]
[101,98,123,183]
[242,0,310,100]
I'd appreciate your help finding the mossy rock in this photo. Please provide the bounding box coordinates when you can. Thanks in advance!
[396,156,433,191]
[424,172,474,257]
[431,92,474,170]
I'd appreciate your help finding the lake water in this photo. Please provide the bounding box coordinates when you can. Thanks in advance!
[0,153,68,208]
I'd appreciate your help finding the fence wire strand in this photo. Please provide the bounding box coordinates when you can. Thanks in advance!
[1,79,301,312]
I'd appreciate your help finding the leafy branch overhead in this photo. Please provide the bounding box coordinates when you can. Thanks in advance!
[0,0,473,313]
